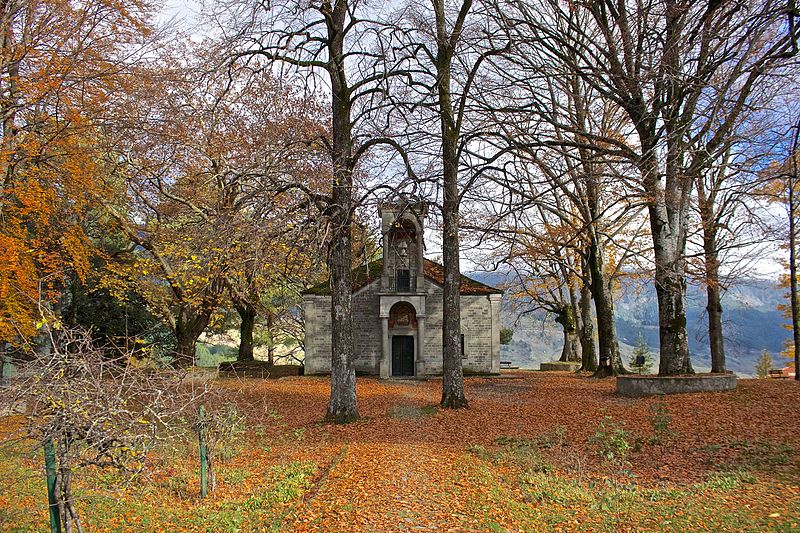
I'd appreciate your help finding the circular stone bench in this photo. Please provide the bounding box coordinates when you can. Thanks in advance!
[617,373,736,397]
[540,361,581,372]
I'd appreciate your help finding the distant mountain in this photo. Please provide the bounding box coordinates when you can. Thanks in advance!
[467,270,791,376]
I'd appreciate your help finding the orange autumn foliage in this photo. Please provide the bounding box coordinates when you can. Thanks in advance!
[0,0,156,342]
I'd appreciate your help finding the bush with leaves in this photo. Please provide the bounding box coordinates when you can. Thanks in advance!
[755,350,774,378]
[0,324,206,533]
[590,416,632,466]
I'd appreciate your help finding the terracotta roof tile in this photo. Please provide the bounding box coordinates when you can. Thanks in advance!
[302,258,502,296]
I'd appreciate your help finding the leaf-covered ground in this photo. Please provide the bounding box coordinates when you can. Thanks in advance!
[2,372,800,531]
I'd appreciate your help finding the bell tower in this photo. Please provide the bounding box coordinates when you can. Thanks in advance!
[377,199,428,378]
[378,200,427,294]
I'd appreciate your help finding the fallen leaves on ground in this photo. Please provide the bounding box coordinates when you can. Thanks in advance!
[2,372,800,531]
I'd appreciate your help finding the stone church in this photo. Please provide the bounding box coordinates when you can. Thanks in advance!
[302,201,502,378]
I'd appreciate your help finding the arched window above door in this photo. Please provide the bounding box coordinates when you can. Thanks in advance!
[388,302,417,329]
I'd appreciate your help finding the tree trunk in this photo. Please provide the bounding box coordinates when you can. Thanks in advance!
[588,233,625,376]
[790,119,800,381]
[556,304,580,362]
[174,330,198,367]
[650,187,693,376]
[791,165,800,379]
[173,308,210,368]
[578,278,597,372]
[324,0,358,423]
[440,139,467,408]
[266,312,275,366]
[326,213,358,422]
[639,145,693,376]
[0,17,20,219]
[706,277,725,373]
[653,259,692,375]
[236,304,256,362]
[698,185,725,373]
[436,4,468,409]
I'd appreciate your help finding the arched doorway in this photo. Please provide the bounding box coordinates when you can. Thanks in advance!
[389,302,417,376]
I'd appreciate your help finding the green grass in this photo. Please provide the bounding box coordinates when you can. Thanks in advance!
[387,404,437,419]
[0,438,316,532]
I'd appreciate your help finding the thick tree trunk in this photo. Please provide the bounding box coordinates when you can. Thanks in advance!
[578,279,597,372]
[434,0,468,409]
[174,334,197,367]
[324,0,358,423]
[791,172,800,379]
[440,141,467,408]
[638,145,693,376]
[651,194,693,375]
[706,278,725,373]
[173,307,210,368]
[326,214,358,422]
[653,260,692,375]
[556,304,580,362]
[236,304,256,362]
[0,22,19,219]
[588,234,625,376]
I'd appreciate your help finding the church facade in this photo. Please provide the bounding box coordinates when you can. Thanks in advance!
[302,201,502,378]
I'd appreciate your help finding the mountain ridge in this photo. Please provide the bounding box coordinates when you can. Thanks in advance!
[467,270,791,375]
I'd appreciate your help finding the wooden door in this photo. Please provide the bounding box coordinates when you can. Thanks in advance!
[391,335,415,376]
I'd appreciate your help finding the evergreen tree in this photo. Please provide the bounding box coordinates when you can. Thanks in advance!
[500,328,514,345]
[755,350,774,379]
[629,333,654,374]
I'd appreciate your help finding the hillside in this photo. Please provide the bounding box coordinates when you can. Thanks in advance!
[468,271,792,375]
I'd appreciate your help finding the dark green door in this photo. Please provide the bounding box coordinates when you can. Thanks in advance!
[391,335,415,376]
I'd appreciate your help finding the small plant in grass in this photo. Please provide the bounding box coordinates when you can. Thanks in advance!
[589,415,637,530]
[191,401,248,495]
[702,443,721,455]
[648,399,677,445]
[467,444,490,459]
[494,436,553,473]
[590,416,632,465]
[520,426,568,450]
[704,470,756,491]
[209,404,248,461]
[265,406,283,421]
[727,440,795,470]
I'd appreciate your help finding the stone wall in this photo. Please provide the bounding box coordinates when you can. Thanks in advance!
[616,373,737,397]
[302,295,332,374]
[460,293,501,374]
[303,283,383,374]
[352,281,382,373]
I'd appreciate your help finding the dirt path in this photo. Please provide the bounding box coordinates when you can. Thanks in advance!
[285,382,521,532]
[287,441,519,532]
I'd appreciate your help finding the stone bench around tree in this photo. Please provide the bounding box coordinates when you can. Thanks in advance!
[540,361,581,372]
[616,373,737,397]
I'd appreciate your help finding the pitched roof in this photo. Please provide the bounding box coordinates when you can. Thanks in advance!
[302,258,503,296]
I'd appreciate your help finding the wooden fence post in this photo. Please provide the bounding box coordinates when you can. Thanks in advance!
[44,439,61,533]
[199,404,208,498]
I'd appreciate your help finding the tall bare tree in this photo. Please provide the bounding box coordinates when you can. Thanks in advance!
[504,0,798,375]
[211,0,416,421]
[385,0,513,407]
